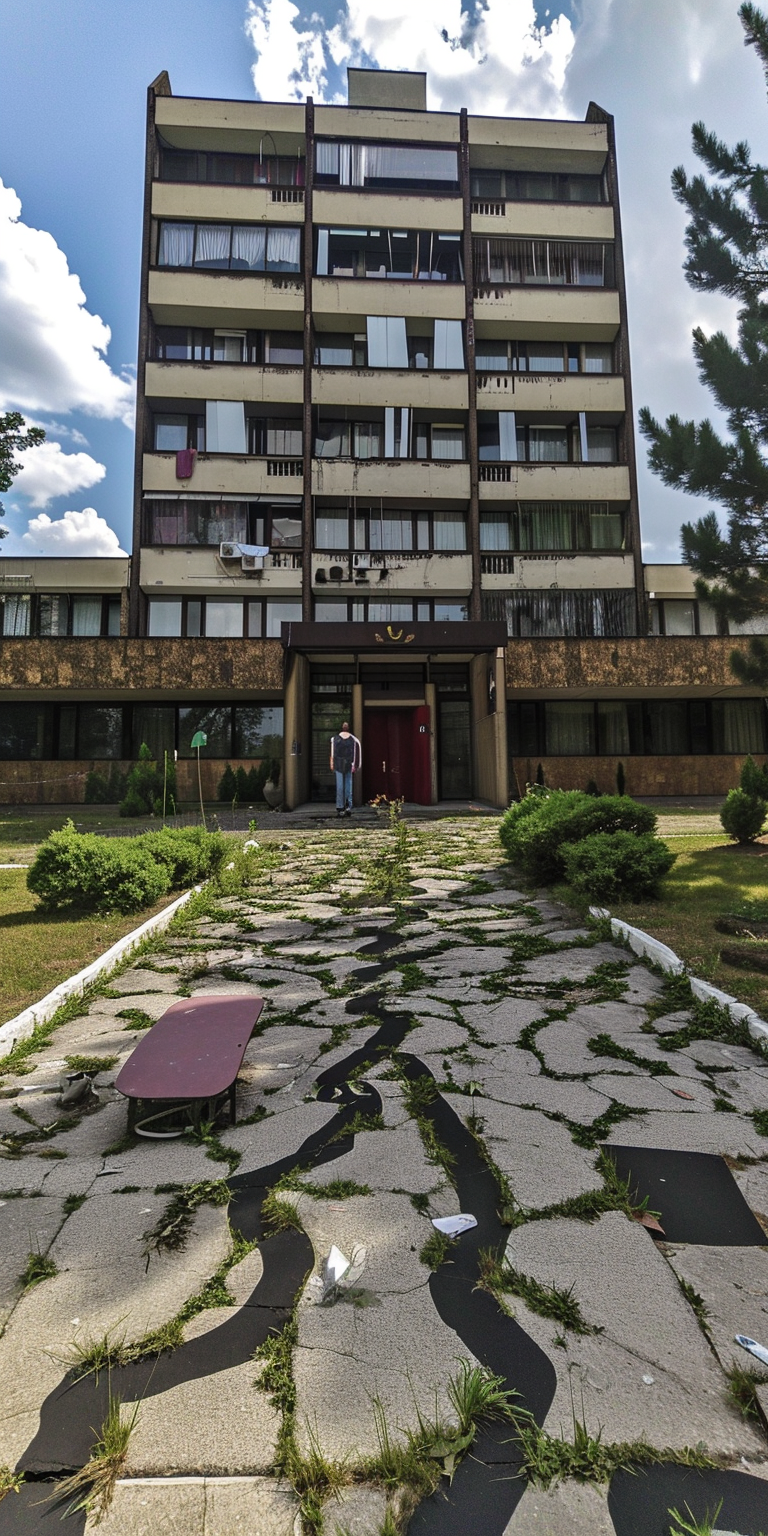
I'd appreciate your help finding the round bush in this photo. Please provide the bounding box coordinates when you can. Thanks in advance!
[720,787,767,844]
[27,822,170,914]
[561,831,676,903]
[499,790,657,883]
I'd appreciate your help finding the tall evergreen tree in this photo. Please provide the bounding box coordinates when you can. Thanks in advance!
[639,3,768,685]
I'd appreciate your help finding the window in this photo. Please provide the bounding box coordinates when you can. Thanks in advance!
[153,414,204,452]
[646,701,689,755]
[433,602,468,621]
[205,601,244,638]
[315,142,459,191]
[234,705,284,758]
[433,512,467,551]
[0,704,50,759]
[584,344,613,374]
[313,598,466,621]
[38,596,69,637]
[78,706,124,759]
[314,333,365,367]
[430,426,466,461]
[266,601,302,637]
[366,316,408,369]
[159,148,304,187]
[157,222,300,273]
[476,341,510,372]
[147,600,182,637]
[132,706,176,760]
[266,331,303,365]
[482,589,636,638]
[546,702,596,755]
[712,699,768,753]
[470,169,604,204]
[432,320,465,370]
[213,331,246,362]
[473,238,614,288]
[71,598,104,637]
[206,401,247,455]
[178,706,233,758]
[315,421,351,458]
[528,427,568,463]
[143,500,249,547]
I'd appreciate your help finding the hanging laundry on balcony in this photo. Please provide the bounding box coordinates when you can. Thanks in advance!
[175,448,197,480]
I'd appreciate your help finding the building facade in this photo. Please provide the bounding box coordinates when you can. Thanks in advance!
[0,68,766,806]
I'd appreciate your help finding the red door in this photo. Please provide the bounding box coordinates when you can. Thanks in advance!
[362,709,432,805]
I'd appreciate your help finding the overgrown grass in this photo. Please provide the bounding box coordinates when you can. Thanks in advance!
[419,1229,454,1270]
[20,1250,57,1288]
[65,1053,118,1075]
[54,1393,139,1522]
[587,1033,673,1076]
[510,1392,713,1488]
[478,1248,600,1335]
[141,1178,230,1265]
[726,1361,768,1419]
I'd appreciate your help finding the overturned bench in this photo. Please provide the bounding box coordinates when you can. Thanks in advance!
[115,995,264,1137]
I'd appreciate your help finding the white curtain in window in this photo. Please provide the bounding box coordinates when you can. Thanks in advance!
[519,506,574,550]
[433,319,464,370]
[354,423,382,459]
[528,429,568,463]
[316,142,340,175]
[231,225,266,270]
[498,412,517,461]
[194,225,231,266]
[361,145,457,183]
[71,598,102,636]
[587,428,616,464]
[267,227,301,270]
[431,428,465,461]
[366,315,408,368]
[368,602,414,621]
[590,512,623,550]
[663,601,696,636]
[433,513,467,551]
[206,401,246,454]
[597,701,631,754]
[713,699,767,753]
[545,702,596,755]
[205,601,243,637]
[2,596,30,635]
[158,223,194,266]
[369,512,412,551]
[480,515,510,551]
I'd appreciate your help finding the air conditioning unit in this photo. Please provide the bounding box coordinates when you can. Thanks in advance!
[315,568,327,584]
[219,542,239,559]
[241,554,265,572]
[329,565,346,583]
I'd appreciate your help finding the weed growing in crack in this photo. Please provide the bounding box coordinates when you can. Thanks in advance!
[54,1393,140,1523]
[677,1276,712,1339]
[185,1119,241,1174]
[262,1188,305,1233]
[509,1388,713,1488]
[62,1192,86,1216]
[20,1250,57,1289]
[141,1178,230,1265]
[587,1033,673,1076]
[565,1101,648,1151]
[364,801,412,906]
[117,1008,154,1030]
[667,1499,725,1536]
[752,1109,768,1136]
[419,1229,455,1270]
[0,1469,23,1502]
[725,1362,768,1418]
[478,1248,601,1335]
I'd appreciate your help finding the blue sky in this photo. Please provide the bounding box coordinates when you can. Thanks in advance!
[0,0,765,559]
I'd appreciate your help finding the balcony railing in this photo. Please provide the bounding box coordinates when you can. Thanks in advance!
[472,200,506,217]
[479,464,512,482]
[480,553,515,574]
[267,458,303,477]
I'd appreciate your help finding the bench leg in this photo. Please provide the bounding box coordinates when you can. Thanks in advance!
[229,1080,237,1127]
[127,1097,137,1133]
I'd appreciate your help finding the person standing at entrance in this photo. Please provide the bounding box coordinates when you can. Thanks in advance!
[330,722,362,817]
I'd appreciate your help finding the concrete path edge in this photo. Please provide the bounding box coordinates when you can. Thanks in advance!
[0,884,202,1056]
[589,906,768,1050]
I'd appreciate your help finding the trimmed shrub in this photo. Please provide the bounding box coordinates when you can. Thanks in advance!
[499,789,657,883]
[562,831,677,903]
[585,779,601,797]
[27,824,229,914]
[84,769,111,805]
[27,823,169,914]
[739,755,768,800]
[235,766,249,800]
[217,765,238,803]
[721,787,767,844]
[616,762,626,797]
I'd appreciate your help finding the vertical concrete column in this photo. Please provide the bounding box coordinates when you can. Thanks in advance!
[460,108,481,624]
[352,682,364,806]
[425,681,439,804]
[301,100,315,622]
[469,651,508,808]
[284,652,310,808]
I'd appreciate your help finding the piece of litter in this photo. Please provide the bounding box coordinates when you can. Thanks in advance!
[310,1242,367,1305]
[736,1333,768,1367]
[97,1166,124,1176]
[671,1089,695,1100]
[632,1211,665,1235]
[140,1208,151,1214]
[276,1063,295,1070]
[243,840,259,850]
[431,1214,477,1237]
[21,1084,59,1093]
[641,1374,655,1385]
[71,1318,80,1326]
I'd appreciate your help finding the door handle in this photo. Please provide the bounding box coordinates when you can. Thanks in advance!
[382,760,386,771]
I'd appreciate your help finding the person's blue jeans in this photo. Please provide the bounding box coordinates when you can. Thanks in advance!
[335,768,353,811]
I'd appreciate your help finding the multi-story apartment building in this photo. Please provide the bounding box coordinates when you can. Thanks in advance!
[0,67,766,807]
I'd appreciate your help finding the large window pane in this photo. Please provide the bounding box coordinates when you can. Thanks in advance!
[646,701,689,754]
[234,705,284,758]
[545,702,596,755]
[158,222,194,266]
[0,704,50,759]
[266,601,302,637]
[433,602,467,621]
[266,227,301,271]
[597,701,632,755]
[194,224,231,268]
[315,601,349,621]
[155,415,189,451]
[315,514,349,548]
[132,706,175,759]
[1,595,31,635]
[712,699,768,753]
[178,706,232,758]
[480,514,510,551]
[78,706,124,759]
[38,595,69,637]
[147,600,182,637]
[528,428,568,463]
[230,225,266,270]
[433,512,467,551]
[663,601,696,636]
[205,601,244,637]
[71,597,103,636]
[439,701,471,797]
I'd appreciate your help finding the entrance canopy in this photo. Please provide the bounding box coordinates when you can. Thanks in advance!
[280,621,508,654]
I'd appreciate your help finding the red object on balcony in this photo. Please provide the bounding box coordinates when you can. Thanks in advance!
[176,448,197,479]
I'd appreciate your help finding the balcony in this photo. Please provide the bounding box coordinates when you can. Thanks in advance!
[478,463,631,501]
[155,94,306,141]
[140,547,302,595]
[143,452,303,497]
[0,637,285,700]
[475,371,625,413]
[471,203,614,242]
[311,457,470,500]
[312,367,468,411]
[311,550,471,593]
[473,285,619,339]
[312,276,465,322]
[467,114,608,169]
[152,182,304,224]
[314,188,462,231]
[145,361,303,405]
[148,269,303,328]
[481,552,635,592]
[504,636,758,697]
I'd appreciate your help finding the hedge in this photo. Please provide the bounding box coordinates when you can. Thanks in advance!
[27,822,228,915]
[499,790,657,883]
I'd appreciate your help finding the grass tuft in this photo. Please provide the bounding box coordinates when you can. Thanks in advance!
[419,1229,454,1270]
[725,1360,768,1418]
[0,1468,24,1502]
[64,1054,118,1075]
[141,1178,230,1266]
[54,1393,139,1523]
[20,1250,57,1289]
[478,1248,601,1335]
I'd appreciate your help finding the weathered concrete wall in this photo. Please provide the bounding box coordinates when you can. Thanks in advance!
[0,639,284,699]
[510,754,747,799]
[505,637,757,695]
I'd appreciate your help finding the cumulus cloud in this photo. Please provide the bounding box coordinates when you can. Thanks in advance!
[245,0,575,115]
[21,507,127,557]
[12,440,106,509]
[0,181,135,428]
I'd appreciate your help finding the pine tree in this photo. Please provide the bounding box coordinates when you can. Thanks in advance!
[639,3,768,684]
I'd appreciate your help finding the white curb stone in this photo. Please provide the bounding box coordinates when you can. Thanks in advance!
[588,907,768,1051]
[0,885,201,1058]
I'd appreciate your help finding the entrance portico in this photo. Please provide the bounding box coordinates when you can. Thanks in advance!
[281,621,508,810]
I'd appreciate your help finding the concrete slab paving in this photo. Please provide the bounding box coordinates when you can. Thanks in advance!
[666,1244,768,1372]
[604,1112,763,1158]
[324,1485,388,1535]
[444,1096,603,1210]
[0,1195,63,1320]
[312,1119,441,1194]
[85,1477,206,1536]
[459,997,546,1045]
[220,1101,338,1175]
[502,1479,616,1535]
[126,1359,281,1475]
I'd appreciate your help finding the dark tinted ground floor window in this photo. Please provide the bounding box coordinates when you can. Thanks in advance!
[0,703,283,761]
[509,698,768,759]
[311,669,355,800]
[439,700,472,798]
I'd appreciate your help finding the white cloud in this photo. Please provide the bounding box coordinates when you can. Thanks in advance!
[0,181,135,428]
[12,440,106,509]
[21,507,127,557]
[245,0,575,115]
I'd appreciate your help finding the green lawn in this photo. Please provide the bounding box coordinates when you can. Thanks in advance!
[611,832,768,1018]
[0,869,176,1027]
